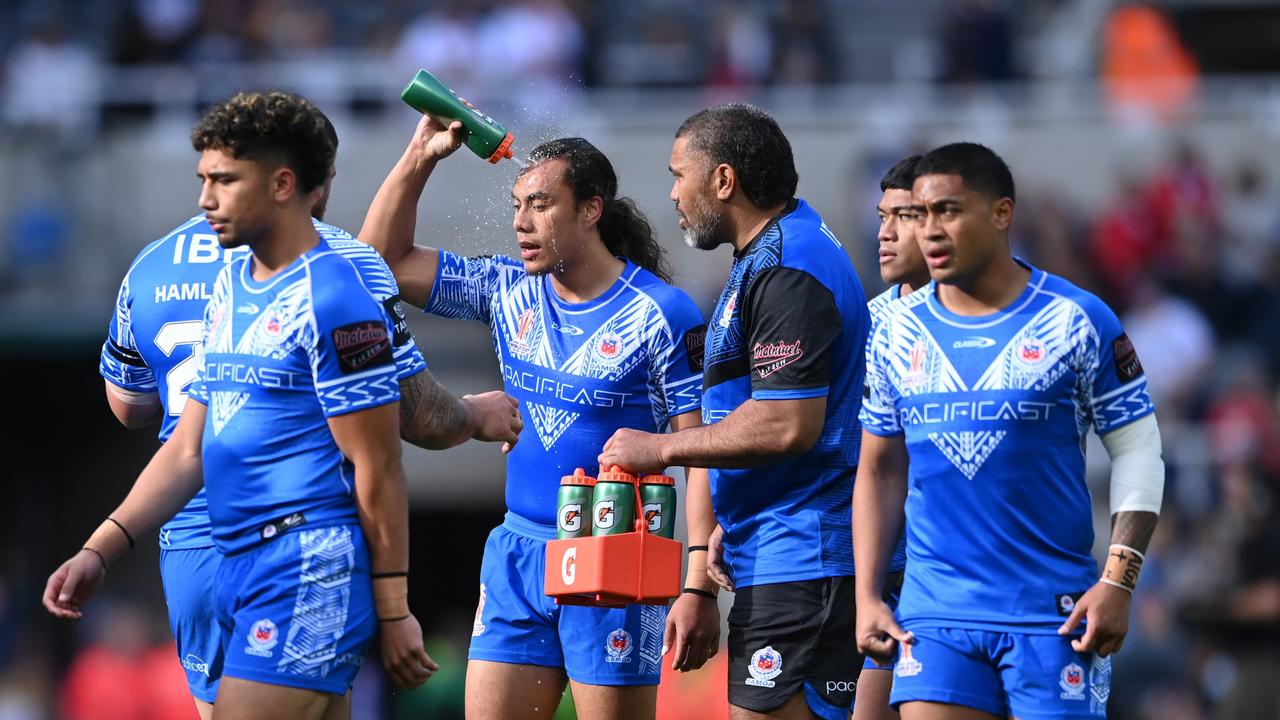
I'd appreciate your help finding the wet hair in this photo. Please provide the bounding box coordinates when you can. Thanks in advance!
[914,142,1015,202]
[675,103,798,210]
[522,137,672,284]
[880,155,921,192]
[191,91,336,193]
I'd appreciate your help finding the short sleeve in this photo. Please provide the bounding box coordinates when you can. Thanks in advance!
[308,262,401,417]
[859,316,902,437]
[425,250,521,325]
[99,274,157,392]
[646,289,705,422]
[744,267,841,400]
[383,293,427,381]
[1085,305,1156,434]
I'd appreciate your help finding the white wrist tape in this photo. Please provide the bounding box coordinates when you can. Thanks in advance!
[1100,413,1164,515]
[108,384,159,406]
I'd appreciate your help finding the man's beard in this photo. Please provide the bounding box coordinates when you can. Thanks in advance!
[682,198,729,251]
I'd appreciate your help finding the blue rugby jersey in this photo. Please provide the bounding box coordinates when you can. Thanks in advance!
[426,253,705,525]
[701,198,870,588]
[866,283,909,574]
[860,261,1156,631]
[102,217,423,549]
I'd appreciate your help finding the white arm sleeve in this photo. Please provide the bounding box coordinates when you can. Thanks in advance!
[1099,413,1165,515]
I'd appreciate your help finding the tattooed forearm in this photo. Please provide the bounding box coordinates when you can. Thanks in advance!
[1110,511,1158,553]
[398,370,474,450]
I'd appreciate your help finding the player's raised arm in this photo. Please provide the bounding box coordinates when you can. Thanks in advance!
[358,115,466,308]
[43,399,206,620]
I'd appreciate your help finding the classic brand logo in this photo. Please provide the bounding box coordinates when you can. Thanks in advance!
[332,321,392,373]
[559,503,583,533]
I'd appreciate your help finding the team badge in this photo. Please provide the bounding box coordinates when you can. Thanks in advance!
[597,333,623,361]
[472,584,487,637]
[895,643,923,678]
[605,629,633,663]
[746,646,783,687]
[718,293,737,329]
[1059,662,1086,700]
[1018,337,1046,364]
[265,315,282,336]
[245,618,278,657]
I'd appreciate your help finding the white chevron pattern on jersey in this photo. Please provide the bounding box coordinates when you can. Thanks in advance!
[210,390,249,436]
[240,278,314,359]
[971,297,1096,395]
[279,526,355,677]
[526,403,581,451]
[927,430,1007,480]
[560,293,652,379]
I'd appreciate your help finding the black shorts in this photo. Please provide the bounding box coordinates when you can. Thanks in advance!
[728,576,859,716]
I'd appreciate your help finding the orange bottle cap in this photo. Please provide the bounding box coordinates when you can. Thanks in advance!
[639,474,675,486]
[487,131,515,163]
[597,465,638,484]
[561,468,596,486]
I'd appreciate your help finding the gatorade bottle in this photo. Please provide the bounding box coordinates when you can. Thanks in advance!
[401,69,515,163]
[592,466,638,536]
[556,468,595,540]
[639,474,677,539]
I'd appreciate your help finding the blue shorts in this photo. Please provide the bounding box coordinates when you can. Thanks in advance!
[468,512,666,686]
[159,547,223,703]
[889,626,1111,719]
[215,523,375,695]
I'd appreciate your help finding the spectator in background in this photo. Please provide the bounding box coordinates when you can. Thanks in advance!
[939,0,1015,83]
[1101,3,1199,124]
[112,0,203,65]
[771,0,839,84]
[1122,275,1214,416]
[394,2,482,93]
[2,15,101,144]
[706,1,771,88]
[1219,163,1279,290]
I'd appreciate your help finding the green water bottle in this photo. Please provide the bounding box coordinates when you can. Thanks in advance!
[592,466,638,536]
[401,69,515,164]
[639,474,677,539]
[556,468,596,540]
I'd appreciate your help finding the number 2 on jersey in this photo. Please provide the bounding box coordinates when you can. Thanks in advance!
[154,320,204,416]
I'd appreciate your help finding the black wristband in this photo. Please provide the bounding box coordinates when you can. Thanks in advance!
[82,547,108,572]
[106,517,135,549]
[687,545,709,553]
[372,571,408,579]
[377,614,411,623]
[682,587,717,599]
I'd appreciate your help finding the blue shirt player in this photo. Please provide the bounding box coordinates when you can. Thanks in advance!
[602,104,871,720]
[854,143,1165,720]
[98,215,427,711]
[47,92,437,719]
[364,130,713,719]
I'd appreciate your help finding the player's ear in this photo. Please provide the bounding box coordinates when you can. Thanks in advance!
[991,196,1014,231]
[713,163,735,202]
[271,166,297,204]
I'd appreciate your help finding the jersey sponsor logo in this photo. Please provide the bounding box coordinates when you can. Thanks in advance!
[953,336,996,349]
[902,399,1055,425]
[825,679,857,694]
[332,321,393,374]
[553,322,583,335]
[382,296,411,346]
[182,654,210,676]
[1059,662,1086,700]
[596,333,624,361]
[1113,333,1143,382]
[154,282,213,304]
[172,232,247,265]
[205,362,305,389]
[719,293,737,329]
[605,629,634,663]
[559,503,584,534]
[894,643,922,678]
[643,502,663,533]
[503,368,635,408]
[746,646,783,687]
[1056,592,1083,616]
[561,547,577,586]
[472,584,487,637]
[684,324,707,373]
[595,499,617,530]
[752,339,803,379]
[245,618,279,657]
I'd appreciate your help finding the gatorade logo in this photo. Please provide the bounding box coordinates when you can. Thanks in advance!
[643,502,662,533]
[561,547,577,586]
[559,503,583,533]
[595,500,616,530]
